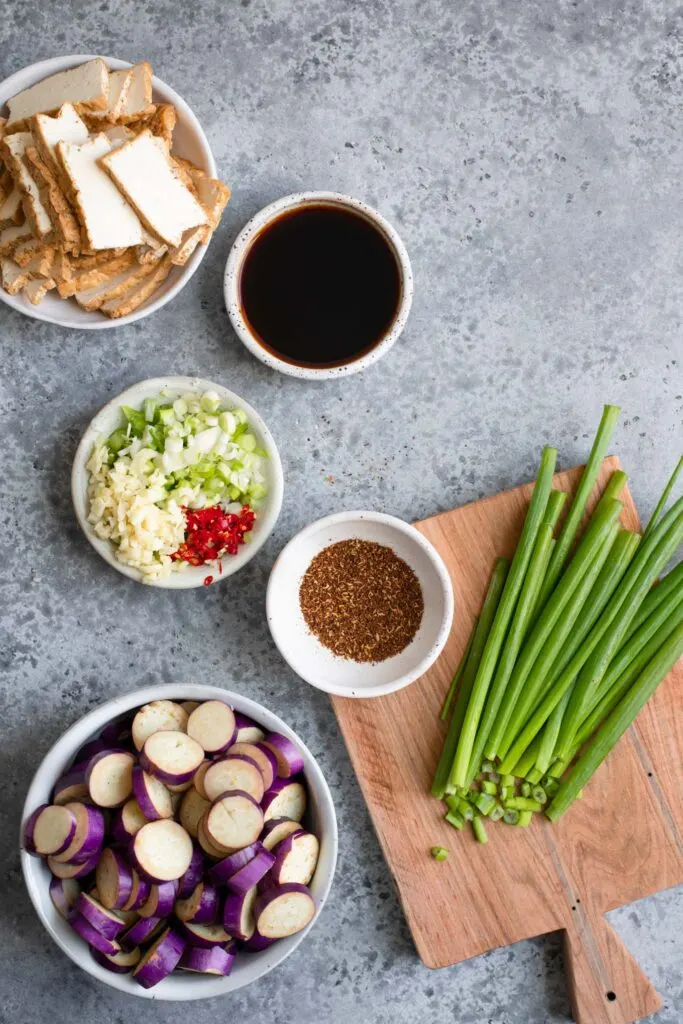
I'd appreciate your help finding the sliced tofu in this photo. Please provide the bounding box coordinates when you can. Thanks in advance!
[2,132,53,238]
[118,62,155,121]
[57,135,144,250]
[99,130,207,247]
[100,255,171,318]
[57,251,135,298]
[0,222,32,254]
[194,175,230,240]
[12,236,50,267]
[169,225,205,266]
[102,125,135,148]
[132,104,176,147]
[24,275,55,304]
[1,255,30,294]
[25,247,55,278]
[85,69,133,123]
[0,187,23,228]
[74,259,157,310]
[24,145,81,253]
[0,166,12,206]
[33,103,89,171]
[7,59,109,126]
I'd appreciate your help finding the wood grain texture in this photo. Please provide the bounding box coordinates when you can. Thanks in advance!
[331,457,683,1024]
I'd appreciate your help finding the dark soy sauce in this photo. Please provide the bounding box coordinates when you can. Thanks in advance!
[239,204,402,368]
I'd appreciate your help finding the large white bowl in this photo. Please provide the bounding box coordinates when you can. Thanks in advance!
[20,683,337,1001]
[71,376,284,587]
[267,511,454,697]
[0,54,217,330]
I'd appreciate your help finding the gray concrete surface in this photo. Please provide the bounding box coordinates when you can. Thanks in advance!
[1,1,681,1022]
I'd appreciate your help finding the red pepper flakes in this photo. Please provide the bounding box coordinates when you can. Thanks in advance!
[172,505,255,567]
[203,575,214,586]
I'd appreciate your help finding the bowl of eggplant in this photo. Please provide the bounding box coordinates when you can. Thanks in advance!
[20,684,337,1000]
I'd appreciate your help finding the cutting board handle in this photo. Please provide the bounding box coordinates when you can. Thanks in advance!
[563,905,661,1024]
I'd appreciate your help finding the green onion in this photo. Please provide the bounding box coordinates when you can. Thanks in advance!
[457,799,475,822]
[472,817,488,844]
[531,786,547,804]
[621,562,683,645]
[445,811,464,830]
[525,768,543,784]
[440,623,477,721]
[501,774,515,788]
[480,759,495,773]
[481,780,497,796]
[547,621,683,820]
[446,447,557,790]
[430,846,449,861]
[494,503,623,763]
[521,782,531,798]
[143,398,157,423]
[503,809,520,825]
[643,457,683,539]
[535,404,621,610]
[474,792,497,816]
[490,804,505,822]
[505,796,543,812]
[556,498,683,760]
[516,810,533,827]
[431,559,509,798]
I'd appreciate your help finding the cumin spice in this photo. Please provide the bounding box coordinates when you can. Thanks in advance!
[299,538,424,663]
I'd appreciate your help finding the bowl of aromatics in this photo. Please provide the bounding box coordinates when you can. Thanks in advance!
[266,511,454,697]
[72,377,284,587]
[20,684,337,999]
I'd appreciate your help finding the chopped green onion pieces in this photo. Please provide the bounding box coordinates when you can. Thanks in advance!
[503,809,520,825]
[445,811,464,830]
[516,810,533,827]
[481,760,495,774]
[504,797,542,812]
[481,780,497,796]
[521,782,531,798]
[474,792,497,816]
[489,804,505,822]
[472,817,488,844]
[430,846,449,861]
[531,786,547,804]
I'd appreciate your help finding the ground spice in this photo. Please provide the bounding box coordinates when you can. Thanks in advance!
[299,539,424,663]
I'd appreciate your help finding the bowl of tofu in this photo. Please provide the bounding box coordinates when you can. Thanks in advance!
[0,55,231,328]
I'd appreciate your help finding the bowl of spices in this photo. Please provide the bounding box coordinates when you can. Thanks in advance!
[224,192,413,379]
[266,511,454,697]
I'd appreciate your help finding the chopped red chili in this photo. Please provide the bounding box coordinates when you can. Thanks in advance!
[203,575,214,586]
[172,505,256,567]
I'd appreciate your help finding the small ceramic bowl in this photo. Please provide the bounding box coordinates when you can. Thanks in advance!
[20,683,338,1000]
[71,376,284,588]
[266,511,454,697]
[0,54,217,330]
[224,192,413,380]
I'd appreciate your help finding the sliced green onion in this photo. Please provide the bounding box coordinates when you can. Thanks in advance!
[444,811,464,831]
[472,817,488,843]
[503,809,520,825]
[516,810,533,827]
[430,846,449,861]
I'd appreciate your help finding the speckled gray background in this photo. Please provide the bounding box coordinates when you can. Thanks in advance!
[0,1,681,1022]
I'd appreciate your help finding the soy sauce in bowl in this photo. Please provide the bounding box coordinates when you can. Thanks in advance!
[238,204,402,370]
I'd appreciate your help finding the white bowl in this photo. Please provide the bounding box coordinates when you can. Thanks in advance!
[266,511,454,697]
[20,683,337,1000]
[71,376,284,587]
[224,192,414,379]
[0,54,217,330]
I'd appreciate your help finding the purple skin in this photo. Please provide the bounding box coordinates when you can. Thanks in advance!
[133,928,186,989]
[75,893,125,939]
[110,800,147,845]
[122,871,151,911]
[179,944,235,976]
[75,738,107,763]
[120,916,164,952]
[270,830,317,885]
[253,883,315,938]
[69,912,121,956]
[139,742,201,786]
[260,778,306,819]
[207,842,261,885]
[100,720,132,747]
[52,762,91,805]
[175,881,220,924]
[138,879,178,918]
[47,851,101,880]
[254,743,278,789]
[177,846,204,898]
[56,804,105,864]
[92,946,141,974]
[241,931,274,952]
[233,712,265,744]
[225,848,275,895]
[96,848,133,909]
[262,732,304,779]
[131,765,168,821]
[22,804,48,855]
[222,889,256,942]
[31,806,77,856]
[49,877,80,919]
[175,920,231,948]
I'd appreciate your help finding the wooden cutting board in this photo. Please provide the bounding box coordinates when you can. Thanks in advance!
[331,457,683,1024]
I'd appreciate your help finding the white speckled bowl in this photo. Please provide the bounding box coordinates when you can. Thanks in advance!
[0,54,217,330]
[20,683,337,1000]
[267,511,454,697]
[71,376,283,587]
[224,192,413,379]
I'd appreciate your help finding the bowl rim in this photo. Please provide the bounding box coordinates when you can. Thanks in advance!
[0,53,217,331]
[266,509,455,697]
[224,191,414,380]
[71,375,284,588]
[20,682,338,1001]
